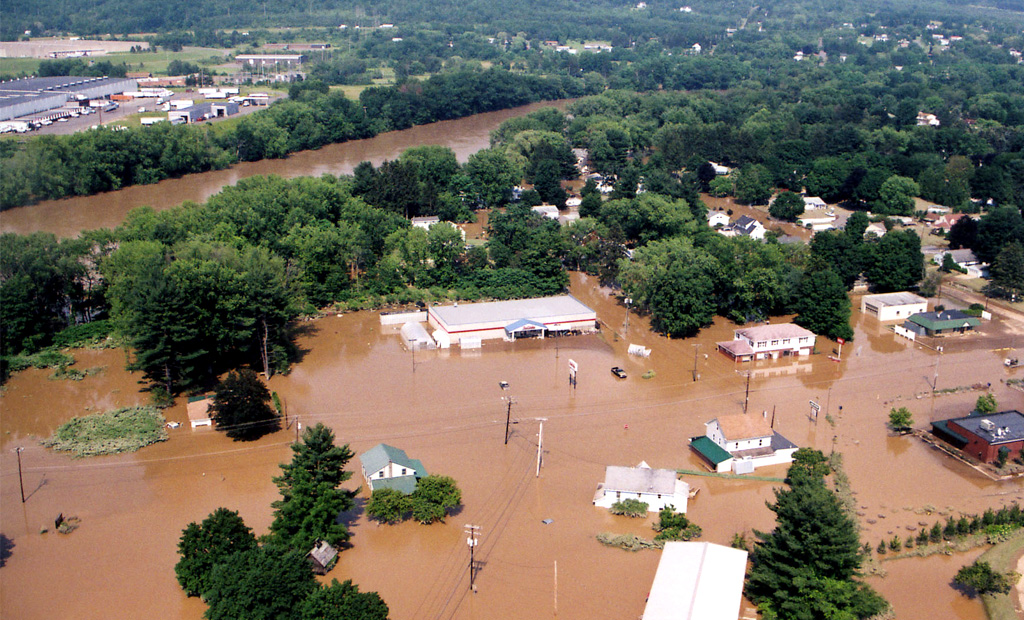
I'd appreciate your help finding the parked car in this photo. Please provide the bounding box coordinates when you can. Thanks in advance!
[611,366,627,379]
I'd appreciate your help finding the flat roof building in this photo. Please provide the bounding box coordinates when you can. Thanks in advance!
[932,410,1024,464]
[861,292,928,322]
[0,75,137,121]
[427,295,597,345]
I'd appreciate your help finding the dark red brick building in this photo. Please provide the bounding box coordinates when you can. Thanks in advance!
[932,410,1024,464]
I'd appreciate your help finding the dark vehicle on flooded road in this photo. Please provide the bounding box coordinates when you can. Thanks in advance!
[611,366,627,379]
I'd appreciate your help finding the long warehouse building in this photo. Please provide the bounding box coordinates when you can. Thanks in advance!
[427,295,597,345]
[0,76,136,121]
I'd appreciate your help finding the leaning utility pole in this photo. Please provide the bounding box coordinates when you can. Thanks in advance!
[15,447,25,503]
[743,371,751,413]
[536,420,545,477]
[465,525,481,591]
[504,397,515,445]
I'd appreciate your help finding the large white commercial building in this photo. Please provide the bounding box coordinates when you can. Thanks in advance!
[0,75,137,121]
[427,295,597,345]
[716,323,816,362]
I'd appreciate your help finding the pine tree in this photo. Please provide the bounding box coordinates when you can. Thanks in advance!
[747,450,887,619]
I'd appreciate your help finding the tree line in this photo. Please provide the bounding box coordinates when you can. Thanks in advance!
[0,68,598,211]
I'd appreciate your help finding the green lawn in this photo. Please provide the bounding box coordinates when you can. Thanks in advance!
[977,529,1024,620]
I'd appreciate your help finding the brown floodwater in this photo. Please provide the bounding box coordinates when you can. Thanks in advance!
[0,100,570,239]
[3,271,1022,619]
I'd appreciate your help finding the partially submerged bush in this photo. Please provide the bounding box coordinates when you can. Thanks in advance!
[42,406,168,457]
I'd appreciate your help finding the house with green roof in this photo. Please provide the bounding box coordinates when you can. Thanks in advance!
[903,310,980,337]
[359,444,428,495]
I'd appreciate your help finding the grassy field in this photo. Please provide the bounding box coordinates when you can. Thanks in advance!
[0,46,230,78]
[0,57,45,76]
[41,406,168,457]
[978,529,1024,620]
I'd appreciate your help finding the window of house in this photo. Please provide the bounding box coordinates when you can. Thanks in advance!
[401,468,407,475]
[771,340,779,346]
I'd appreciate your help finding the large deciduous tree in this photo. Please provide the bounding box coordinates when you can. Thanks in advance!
[299,579,390,620]
[875,175,919,216]
[864,230,923,293]
[212,369,279,441]
[794,268,853,341]
[175,508,258,597]
[769,192,805,222]
[990,241,1024,299]
[203,547,318,620]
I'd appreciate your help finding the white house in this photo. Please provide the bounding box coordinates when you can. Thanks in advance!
[709,162,731,175]
[802,196,827,210]
[593,462,690,513]
[707,210,730,228]
[359,444,428,494]
[716,323,816,362]
[733,215,766,240]
[642,542,748,620]
[798,213,837,232]
[861,292,928,321]
[864,221,887,237]
[917,112,941,126]
[411,216,440,230]
[690,414,798,474]
[935,248,988,277]
[532,204,561,220]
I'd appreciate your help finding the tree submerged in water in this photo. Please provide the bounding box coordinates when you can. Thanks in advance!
[747,449,889,619]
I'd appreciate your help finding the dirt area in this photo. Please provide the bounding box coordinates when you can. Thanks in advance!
[2,272,1022,620]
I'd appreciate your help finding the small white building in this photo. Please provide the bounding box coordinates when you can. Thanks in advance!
[861,292,928,322]
[707,211,730,228]
[709,162,731,175]
[532,204,561,220]
[642,542,748,620]
[864,222,887,237]
[186,395,214,429]
[802,196,827,210]
[359,444,428,494]
[934,248,988,277]
[411,216,440,230]
[716,323,816,362]
[691,414,798,474]
[798,213,837,232]
[593,462,690,513]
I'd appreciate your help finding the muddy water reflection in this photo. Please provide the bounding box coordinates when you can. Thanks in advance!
[3,271,1021,619]
[0,101,569,239]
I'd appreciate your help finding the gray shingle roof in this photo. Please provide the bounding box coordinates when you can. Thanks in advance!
[603,465,678,495]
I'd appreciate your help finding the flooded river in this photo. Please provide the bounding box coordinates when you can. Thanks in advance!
[3,270,1022,619]
[0,100,569,239]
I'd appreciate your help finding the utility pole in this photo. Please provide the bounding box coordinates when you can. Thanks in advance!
[536,420,545,477]
[465,525,481,591]
[504,397,514,445]
[15,447,25,503]
[294,417,301,444]
[743,371,751,413]
[692,343,701,382]
[554,560,558,615]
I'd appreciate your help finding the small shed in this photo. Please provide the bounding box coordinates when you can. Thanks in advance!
[307,540,338,575]
[187,395,214,429]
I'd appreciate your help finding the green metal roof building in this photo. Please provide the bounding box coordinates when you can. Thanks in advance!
[359,443,427,494]
[904,310,980,337]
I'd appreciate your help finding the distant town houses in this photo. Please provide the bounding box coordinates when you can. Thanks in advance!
[933,248,988,277]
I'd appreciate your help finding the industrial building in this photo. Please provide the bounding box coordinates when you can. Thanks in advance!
[235,54,307,68]
[860,292,929,322]
[167,101,239,124]
[0,76,137,121]
[427,295,597,345]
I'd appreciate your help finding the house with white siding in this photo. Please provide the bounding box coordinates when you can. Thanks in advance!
[690,414,798,473]
[593,462,690,513]
[359,444,428,494]
[716,323,816,362]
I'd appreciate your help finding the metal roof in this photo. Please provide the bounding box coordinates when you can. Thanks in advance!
[735,323,816,342]
[430,295,594,328]
[359,443,426,477]
[907,310,980,331]
[642,542,748,620]
[689,436,732,465]
[370,475,419,494]
[602,465,679,495]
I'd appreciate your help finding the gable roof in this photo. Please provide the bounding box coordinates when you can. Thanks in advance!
[359,443,425,476]
[504,318,547,334]
[907,310,980,331]
[642,542,748,620]
[370,475,420,494]
[603,465,679,495]
[734,215,763,235]
[712,414,774,441]
[308,540,338,567]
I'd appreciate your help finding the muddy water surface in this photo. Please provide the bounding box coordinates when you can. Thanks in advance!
[3,272,1022,619]
[0,100,570,239]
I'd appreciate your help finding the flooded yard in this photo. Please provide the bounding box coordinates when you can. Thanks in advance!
[2,272,1022,619]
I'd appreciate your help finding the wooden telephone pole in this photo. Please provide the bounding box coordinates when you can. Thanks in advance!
[465,525,481,591]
